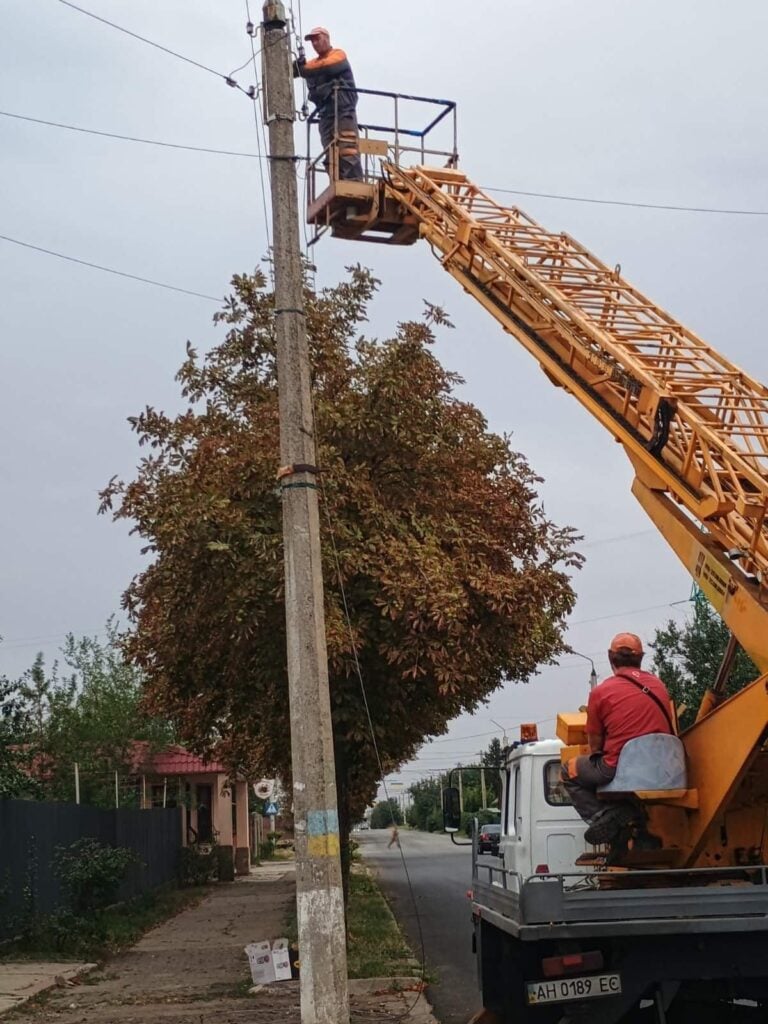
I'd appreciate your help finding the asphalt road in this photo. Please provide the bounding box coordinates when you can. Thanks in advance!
[359,829,495,1024]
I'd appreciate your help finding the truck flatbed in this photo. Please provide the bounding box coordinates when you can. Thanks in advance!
[473,864,768,941]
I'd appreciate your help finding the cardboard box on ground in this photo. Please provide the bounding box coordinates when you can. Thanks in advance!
[245,938,294,985]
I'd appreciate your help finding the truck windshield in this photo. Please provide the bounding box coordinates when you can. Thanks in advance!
[544,760,573,806]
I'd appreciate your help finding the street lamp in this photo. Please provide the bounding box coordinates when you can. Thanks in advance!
[569,650,598,690]
[490,718,509,745]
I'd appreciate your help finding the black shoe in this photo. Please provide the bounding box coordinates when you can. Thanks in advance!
[584,804,637,845]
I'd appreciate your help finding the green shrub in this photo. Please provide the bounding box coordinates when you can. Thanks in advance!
[426,808,443,832]
[215,845,235,882]
[369,800,403,829]
[258,831,282,861]
[462,810,500,836]
[53,838,139,915]
[178,844,217,886]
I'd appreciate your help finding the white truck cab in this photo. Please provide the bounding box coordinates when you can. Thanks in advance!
[499,738,588,879]
[451,735,768,1021]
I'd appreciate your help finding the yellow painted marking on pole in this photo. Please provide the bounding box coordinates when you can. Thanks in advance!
[307,834,341,857]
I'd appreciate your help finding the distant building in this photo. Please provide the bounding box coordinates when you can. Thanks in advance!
[130,743,252,876]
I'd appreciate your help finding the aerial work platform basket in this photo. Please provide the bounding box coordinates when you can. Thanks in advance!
[305,88,457,245]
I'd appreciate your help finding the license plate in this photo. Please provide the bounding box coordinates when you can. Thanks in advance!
[527,973,622,1005]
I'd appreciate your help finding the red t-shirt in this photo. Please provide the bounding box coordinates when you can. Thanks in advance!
[586,668,674,768]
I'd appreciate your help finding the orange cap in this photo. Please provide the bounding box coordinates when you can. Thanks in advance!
[609,632,644,655]
[305,26,330,39]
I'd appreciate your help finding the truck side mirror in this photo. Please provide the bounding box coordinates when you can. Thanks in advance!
[442,786,462,833]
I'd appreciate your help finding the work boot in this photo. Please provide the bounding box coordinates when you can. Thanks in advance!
[584,803,637,845]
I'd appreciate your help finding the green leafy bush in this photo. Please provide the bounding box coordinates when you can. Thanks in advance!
[369,800,403,829]
[463,810,500,836]
[53,838,139,914]
[13,888,196,958]
[178,844,217,886]
[215,844,234,882]
[257,831,282,861]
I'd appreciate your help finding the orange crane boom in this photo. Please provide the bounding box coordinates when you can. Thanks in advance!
[308,107,768,865]
[381,165,768,674]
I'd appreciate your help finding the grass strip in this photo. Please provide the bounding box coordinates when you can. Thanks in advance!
[3,885,208,961]
[286,867,419,980]
[346,867,418,979]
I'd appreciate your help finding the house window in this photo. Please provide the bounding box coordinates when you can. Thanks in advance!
[150,784,176,808]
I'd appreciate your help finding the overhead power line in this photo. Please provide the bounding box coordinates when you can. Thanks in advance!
[485,184,768,217]
[0,233,221,302]
[570,599,689,627]
[56,0,286,97]
[244,0,273,263]
[57,0,238,84]
[5,104,767,218]
[581,528,656,548]
[0,110,261,158]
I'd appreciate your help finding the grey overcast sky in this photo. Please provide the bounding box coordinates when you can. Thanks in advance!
[3,1,768,785]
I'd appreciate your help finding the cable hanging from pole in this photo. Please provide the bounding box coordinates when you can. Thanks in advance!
[244,0,273,277]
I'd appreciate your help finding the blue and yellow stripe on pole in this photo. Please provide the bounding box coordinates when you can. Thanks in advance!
[306,809,341,858]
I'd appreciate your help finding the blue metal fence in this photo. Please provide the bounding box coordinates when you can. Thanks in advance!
[0,799,182,937]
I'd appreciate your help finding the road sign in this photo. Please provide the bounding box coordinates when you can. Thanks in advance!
[265,801,279,816]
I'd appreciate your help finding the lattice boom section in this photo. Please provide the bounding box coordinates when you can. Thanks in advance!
[384,164,768,582]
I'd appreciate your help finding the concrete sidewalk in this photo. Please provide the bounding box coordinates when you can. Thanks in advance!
[4,862,436,1023]
[0,963,96,1016]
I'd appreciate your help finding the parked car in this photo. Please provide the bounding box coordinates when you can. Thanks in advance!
[478,823,501,855]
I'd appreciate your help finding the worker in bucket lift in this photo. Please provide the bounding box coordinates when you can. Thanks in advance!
[561,632,676,846]
[294,27,364,181]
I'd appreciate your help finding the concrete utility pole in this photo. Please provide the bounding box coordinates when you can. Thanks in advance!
[479,760,487,810]
[457,764,464,813]
[260,5,350,1024]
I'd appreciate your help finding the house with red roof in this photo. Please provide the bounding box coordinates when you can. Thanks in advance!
[130,743,252,876]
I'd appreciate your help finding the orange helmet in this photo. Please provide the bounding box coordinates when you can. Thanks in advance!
[609,632,644,656]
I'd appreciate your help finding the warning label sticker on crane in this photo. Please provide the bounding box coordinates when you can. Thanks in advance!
[693,550,729,612]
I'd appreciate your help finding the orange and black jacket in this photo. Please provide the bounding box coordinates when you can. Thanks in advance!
[295,48,357,115]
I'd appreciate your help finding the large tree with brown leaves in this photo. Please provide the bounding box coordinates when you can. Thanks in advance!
[101,266,581,881]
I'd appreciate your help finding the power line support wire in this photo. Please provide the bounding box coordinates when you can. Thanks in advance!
[0,233,220,302]
[260,4,350,1023]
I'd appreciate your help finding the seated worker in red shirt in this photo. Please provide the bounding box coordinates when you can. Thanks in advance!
[562,632,675,845]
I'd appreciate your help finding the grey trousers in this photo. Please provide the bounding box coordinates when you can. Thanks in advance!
[562,754,616,823]
[319,110,363,181]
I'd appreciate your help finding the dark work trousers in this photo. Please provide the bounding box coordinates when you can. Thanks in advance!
[318,108,363,181]
[561,754,616,823]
